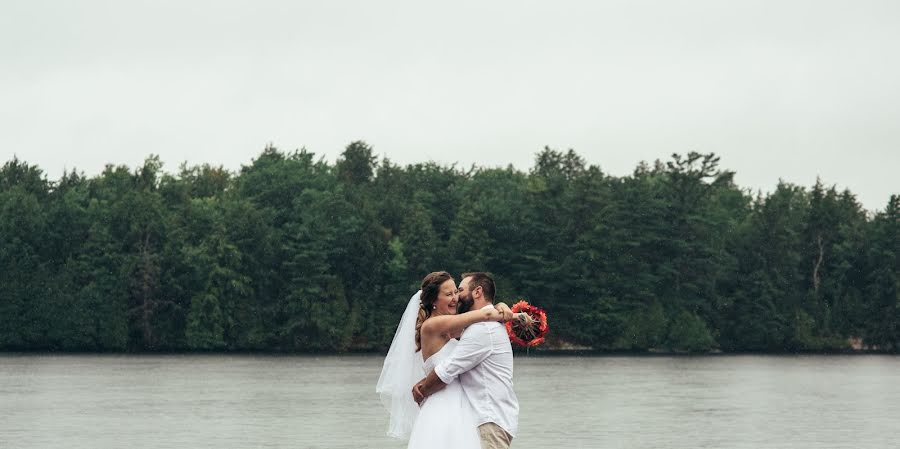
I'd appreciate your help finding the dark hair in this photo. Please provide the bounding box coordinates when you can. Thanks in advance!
[461,272,495,301]
[415,271,453,352]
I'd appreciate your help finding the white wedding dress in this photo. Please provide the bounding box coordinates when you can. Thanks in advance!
[377,291,480,448]
[406,338,481,449]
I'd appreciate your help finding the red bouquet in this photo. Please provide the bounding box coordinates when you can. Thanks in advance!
[505,300,549,347]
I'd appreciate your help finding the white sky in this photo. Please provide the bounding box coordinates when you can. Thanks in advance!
[1,0,898,210]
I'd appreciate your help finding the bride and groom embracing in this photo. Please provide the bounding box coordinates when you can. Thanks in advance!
[377,271,525,449]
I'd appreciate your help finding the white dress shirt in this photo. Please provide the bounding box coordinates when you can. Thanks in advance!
[435,304,519,438]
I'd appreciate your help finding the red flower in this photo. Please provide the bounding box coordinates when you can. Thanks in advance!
[505,300,549,348]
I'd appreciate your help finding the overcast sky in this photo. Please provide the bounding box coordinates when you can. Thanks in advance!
[2,0,898,210]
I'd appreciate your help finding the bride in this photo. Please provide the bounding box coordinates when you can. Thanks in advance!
[376,271,517,448]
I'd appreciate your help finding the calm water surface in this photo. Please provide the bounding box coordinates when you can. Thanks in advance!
[1,354,898,448]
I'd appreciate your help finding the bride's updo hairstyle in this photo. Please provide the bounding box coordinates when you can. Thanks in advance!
[415,271,453,352]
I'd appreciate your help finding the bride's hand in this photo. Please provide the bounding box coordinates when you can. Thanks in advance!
[515,312,535,326]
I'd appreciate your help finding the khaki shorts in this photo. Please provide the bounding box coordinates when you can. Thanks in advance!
[478,422,512,449]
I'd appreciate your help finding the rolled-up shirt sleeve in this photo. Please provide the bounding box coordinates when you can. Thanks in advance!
[435,325,492,384]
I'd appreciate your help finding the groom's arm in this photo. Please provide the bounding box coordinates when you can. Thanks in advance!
[412,369,445,405]
[413,325,492,405]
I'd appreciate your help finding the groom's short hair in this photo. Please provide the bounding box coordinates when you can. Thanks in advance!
[461,272,495,301]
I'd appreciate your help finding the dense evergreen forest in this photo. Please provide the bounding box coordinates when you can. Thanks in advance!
[0,143,897,353]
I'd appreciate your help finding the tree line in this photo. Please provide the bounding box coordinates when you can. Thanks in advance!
[0,143,897,352]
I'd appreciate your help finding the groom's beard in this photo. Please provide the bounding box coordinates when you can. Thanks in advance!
[457,297,474,314]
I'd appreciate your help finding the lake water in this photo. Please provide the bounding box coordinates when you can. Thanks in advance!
[1,354,898,448]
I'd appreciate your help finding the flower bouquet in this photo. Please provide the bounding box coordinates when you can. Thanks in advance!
[505,300,549,347]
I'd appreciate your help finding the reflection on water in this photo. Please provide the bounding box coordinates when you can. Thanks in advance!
[1,354,899,448]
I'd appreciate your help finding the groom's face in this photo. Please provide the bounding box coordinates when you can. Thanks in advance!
[456,277,474,314]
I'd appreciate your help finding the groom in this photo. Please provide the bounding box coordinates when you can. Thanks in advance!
[412,272,519,449]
